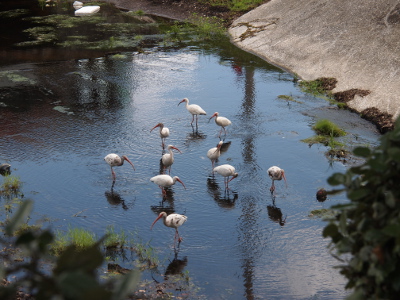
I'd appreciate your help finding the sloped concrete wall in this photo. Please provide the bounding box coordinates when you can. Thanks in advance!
[229,0,400,123]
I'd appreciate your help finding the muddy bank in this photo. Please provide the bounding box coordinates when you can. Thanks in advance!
[229,0,399,133]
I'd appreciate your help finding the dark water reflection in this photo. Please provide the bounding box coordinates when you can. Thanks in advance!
[0,3,382,300]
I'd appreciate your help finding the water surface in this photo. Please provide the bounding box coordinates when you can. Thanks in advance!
[0,3,381,299]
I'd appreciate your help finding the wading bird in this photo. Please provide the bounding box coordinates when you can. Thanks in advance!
[150,122,170,149]
[213,164,238,189]
[104,154,135,181]
[207,141,223,168]
[178,98,206,128]
[150,174,186,196]
[267,166,287,193]
[151,211,187,245]
[209,112,232,137]
[162,145,182,174]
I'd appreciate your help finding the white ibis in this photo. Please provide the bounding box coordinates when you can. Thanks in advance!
[162,145,182,174]
[267,166,287,193]
[213,164,238,189]
[150,122,170,149]
[207,141,223,168]
[150,174,186,196]
[104,153,135,181]
[178,98,206,127]
[209,112,231,137]
[151,211,187,244]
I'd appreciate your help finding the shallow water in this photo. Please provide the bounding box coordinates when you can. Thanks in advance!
[0,2,381,300]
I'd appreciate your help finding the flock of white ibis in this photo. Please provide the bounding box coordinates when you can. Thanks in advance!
[103,97,287,246]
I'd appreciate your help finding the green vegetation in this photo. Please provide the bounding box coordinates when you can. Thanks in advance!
[0,175,23,199]
[0,201,140,300]
[200,0,266,12]
[277,94,303,103]
[323,117,400,299]
[51,227,97,256]
[312,119,346,137]
[309,208,337,219]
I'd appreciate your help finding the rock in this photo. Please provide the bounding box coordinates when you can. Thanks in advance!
[75,6,100,16]
[73,1,83,10]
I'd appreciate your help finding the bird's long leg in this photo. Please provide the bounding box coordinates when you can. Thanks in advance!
[270,180,275,193]
[191,114,195,125]
[176,229,183,243]
[111,167,116,181]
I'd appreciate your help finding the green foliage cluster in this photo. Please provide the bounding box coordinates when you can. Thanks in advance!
[313,119,346,137]
[323,117,400,299]
[0,201,140,300]
[201,0,265,12]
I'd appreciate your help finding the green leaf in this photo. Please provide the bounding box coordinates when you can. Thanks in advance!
[353,147,371,158]
[112,269,141,300]
[328,173,346,186]
[347,189,370,201]
[382,223,400,237]
[323,223,339,238]
[5,200,33,236]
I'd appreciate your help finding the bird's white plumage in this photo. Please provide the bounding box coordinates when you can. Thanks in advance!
[151,123,169,148]
[213,164,236,177]
[104,153,135,180]
[267,166,284,181]
[162,145,181,170]
[179,98,206,115]
[156,212,187,229]
[213,164,238,189]
[210,112,231,136]
[151,212,188,245]
[207,141,223,167]
[267,166,287,193]
[150,174,185,189]
[178,98,206,127]
[104,153,123,167]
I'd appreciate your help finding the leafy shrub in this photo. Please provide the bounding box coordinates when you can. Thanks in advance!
[323,117,400,299]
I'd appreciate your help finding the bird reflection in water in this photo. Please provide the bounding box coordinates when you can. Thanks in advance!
[105,182,129,210]
[267,197,287,226]
[207,176,238,209]
[164,250,188,280]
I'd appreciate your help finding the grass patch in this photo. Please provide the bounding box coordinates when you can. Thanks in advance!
[104,225,127,249]
[187,13,227,39]
[201,0,265,12]
[51,226,97,255]
[0,175,23,200]
[312,119,346,137]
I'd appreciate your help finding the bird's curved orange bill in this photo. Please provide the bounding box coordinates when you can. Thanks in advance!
[122,155,135,171]
[150,214,163,229]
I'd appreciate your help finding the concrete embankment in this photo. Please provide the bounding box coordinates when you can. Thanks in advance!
[229,0,400,132]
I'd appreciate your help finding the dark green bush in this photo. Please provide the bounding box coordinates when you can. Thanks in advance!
[323,117,400,299]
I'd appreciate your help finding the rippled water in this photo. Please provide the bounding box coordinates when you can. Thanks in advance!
[0,3,381,300]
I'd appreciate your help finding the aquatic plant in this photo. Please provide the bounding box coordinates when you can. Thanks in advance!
[104,225,127,249]
[51,226,97,255]
[277,94,303,103]
[312,119,346,137]
[0,175,23,200]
